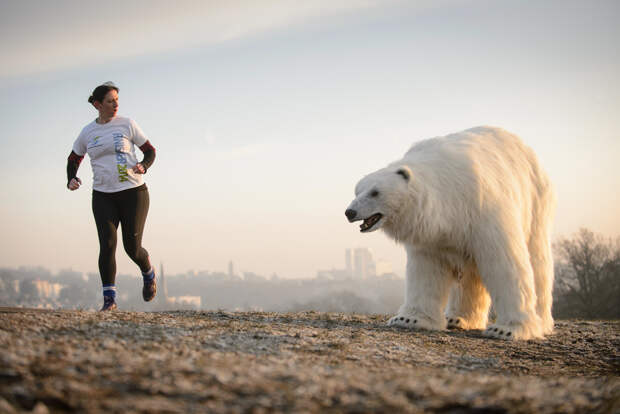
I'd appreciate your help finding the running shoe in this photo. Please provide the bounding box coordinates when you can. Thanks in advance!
[142,273,157,302]
[100,296,117,311]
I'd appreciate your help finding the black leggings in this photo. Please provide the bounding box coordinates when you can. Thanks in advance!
[92,184,151,286]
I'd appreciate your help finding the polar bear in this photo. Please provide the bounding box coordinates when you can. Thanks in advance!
[345,126,555,340]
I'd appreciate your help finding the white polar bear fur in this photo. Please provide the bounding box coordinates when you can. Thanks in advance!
[346,126,555,340]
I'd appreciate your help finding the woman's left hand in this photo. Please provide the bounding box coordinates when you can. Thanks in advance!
[132,163,145,174]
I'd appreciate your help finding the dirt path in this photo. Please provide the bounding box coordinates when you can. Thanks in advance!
[0,308,618,413]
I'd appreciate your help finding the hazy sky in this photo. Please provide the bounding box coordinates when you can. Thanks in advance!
[0,0,618,279]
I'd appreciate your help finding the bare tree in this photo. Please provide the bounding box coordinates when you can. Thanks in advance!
[553,228,620,319]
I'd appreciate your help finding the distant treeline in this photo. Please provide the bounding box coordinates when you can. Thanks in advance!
[552,229,620,319]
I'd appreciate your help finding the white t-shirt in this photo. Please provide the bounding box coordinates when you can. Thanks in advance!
[73,116,148,193]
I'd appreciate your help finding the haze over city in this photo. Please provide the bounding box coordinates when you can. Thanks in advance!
[0,0,618,279]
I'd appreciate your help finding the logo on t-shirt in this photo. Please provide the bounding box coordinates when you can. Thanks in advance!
[87,135,103,149]
[113,133,129,182]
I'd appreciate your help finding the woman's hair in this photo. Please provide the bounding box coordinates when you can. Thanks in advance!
[88,82,119,104]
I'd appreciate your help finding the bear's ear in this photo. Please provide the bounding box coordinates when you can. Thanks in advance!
[396,166,412,181]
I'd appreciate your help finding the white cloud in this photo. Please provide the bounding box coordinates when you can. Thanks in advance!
[0,0,400,78]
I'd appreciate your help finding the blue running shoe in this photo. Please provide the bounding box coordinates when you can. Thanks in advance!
[100,296,117,311]
[142,270,156,302]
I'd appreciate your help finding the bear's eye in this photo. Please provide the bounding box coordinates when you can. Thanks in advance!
[370,190,379,198]
[396,169,410,181]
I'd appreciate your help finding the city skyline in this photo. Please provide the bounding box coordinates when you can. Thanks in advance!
[0,260,404,314]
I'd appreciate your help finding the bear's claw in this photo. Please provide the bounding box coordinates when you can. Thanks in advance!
[387,312,443,331]
[483,325,514,340]
[388,316,419,328]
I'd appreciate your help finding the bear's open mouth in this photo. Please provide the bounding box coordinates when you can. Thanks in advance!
[360,213,383,232]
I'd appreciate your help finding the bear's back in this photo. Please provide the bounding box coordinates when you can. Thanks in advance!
[398,126,551,224]
[405,126,514,157]
[402,126,537,176]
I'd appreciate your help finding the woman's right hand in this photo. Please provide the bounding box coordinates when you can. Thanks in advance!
[68,177,82,191]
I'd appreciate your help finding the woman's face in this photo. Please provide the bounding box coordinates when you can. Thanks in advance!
[95,89,119,120]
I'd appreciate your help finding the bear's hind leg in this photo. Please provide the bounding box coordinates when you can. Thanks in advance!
[388,247,453,331]
[474,226,544,340]
[445,268,491,330]
[528,223,555,335]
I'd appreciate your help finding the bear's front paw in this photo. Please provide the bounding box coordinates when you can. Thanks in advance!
[388,315,420,329]
[483,318,546,340]
[483,324,516,340]
[387,313,442,331]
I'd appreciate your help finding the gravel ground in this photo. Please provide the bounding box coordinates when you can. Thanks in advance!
[0,307,618,413]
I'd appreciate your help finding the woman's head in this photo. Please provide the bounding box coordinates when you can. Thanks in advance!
[88,82,119,121]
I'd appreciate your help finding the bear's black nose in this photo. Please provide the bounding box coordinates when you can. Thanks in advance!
[345,209,357,221]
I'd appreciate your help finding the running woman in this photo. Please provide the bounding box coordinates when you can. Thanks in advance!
[66,82,157,311]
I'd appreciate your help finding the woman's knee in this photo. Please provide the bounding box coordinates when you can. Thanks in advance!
[123,242,138,259]
[124,242,148,262]
[99,237,117,254]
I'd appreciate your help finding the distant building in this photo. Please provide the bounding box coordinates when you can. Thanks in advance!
[156,262,201,310]
[353,248,375,279]
[160,262,169,299]
[375,259,393,276]
[228,261,234,277]
[317,248,384,280]
[156,262,173,310]
[345,249,352,277]
[33,279,62,299]
[316,268,350,280]
[244,272,266,282]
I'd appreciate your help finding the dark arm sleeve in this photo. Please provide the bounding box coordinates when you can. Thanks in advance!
[139,141,156,172]
[66,151,84,187]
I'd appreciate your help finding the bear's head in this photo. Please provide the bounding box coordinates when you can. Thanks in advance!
[345,165,414,234]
